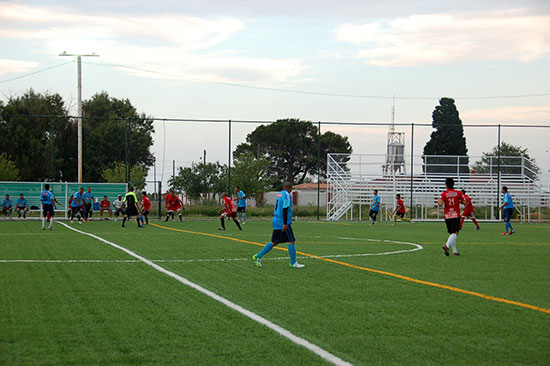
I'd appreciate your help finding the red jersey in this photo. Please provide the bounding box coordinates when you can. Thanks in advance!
[441,189,464,219]
[223,196,237,213]
[166,193,180,210]
[463,194,474,212]
[396,198,406,214]
[100,199,111,209]
[142,196,151,211]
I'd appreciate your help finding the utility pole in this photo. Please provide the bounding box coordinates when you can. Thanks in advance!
[203,149,207,166]
[59,51,99,183]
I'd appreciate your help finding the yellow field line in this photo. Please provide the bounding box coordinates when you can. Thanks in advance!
[150,223,550,315]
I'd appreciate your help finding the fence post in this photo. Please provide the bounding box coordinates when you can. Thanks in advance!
[410,123,414,220]
[158,181,162,220]
[497,124,501,220]
[317,121,321,221]
[228,120,232,193]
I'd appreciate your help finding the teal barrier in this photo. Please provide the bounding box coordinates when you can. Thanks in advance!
[0,181,128,218]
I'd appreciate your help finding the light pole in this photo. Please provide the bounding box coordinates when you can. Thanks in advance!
[59,51,99,183]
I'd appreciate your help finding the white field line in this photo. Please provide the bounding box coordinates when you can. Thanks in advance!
[56,222,352,366]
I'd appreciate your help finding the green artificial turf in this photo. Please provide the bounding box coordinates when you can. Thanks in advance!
[1,219,549,365]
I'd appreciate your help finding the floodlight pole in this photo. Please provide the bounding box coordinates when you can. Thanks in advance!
[59,52,99,183]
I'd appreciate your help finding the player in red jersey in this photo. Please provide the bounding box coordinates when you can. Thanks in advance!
[392,194,410,224]
[218,192,242,231]
[99,195,112,220]
[438,178,464,257]
[460,189,480,231]
[165,189,184,222]
[140,191,151,225]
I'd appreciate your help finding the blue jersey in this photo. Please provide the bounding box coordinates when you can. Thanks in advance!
[40,191,54,205]
[273,190,293,230]
[2,199,13,208]
[16,198,27,208]
[83,191,94,204]
[503,192,514,209]
[237,190,246,208]
[72,192,84,208]
[372,195,380,211]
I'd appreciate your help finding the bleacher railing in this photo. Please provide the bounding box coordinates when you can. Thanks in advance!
[327,154,550,222]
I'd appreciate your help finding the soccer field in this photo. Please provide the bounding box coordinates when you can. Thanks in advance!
[1,219,549,365]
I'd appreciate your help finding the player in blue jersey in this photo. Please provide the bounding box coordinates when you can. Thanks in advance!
[252,181,305,269]
[40,184,57,230]
[498,186,516,235]
[15,193,29,218]
[83,187,94,221]
[369,189,380,224]
[234,186,248,224]
[71,187,85,224]
[2,194,13,218]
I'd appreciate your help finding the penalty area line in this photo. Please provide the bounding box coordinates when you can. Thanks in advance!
[57,222,352,366]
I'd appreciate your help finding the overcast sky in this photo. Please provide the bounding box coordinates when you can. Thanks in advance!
[1,0,549,187]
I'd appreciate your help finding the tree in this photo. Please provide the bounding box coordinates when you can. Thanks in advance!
[232,151,272,203]
[169,162,227,202]
[472,142,540,180]
[101,162,147,191]
[235,119,352,185]
[423,98,469,174]
[82,92,154,182]
[0,90,76,181]
[0,153,20,181]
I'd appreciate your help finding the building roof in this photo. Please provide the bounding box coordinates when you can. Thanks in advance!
[293,183,329,190]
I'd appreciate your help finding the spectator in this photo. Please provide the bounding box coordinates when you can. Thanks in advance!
[15,193,29,219]
[99,195,112,220]
[2,194,13,218]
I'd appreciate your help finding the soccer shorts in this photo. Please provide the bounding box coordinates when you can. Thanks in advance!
[504,208,514,223]
[395,211,405,218]
[271,224,296,245]
[114,208,124,216]
[237,206,246,213]
[141,209,150,216]
[445,218,461,234]
[462,209,474,218]
[222,211,237,219]
[43,204,55,217]
[125,205,139,216]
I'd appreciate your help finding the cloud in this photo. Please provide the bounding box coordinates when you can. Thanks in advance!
[461,105,550,123]
[0,2,306,83]
[334,10,550,67]
[0,59,39,76]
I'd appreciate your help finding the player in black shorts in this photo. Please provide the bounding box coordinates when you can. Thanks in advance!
[122,186,142,228]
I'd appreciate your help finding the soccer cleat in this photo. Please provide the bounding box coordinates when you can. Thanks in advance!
[252,254,262,267]
[41,226,45,230]
[500,232,508,236]
[442,245,449,256]
[509,230,516,235]
[70,220,74,223]
[291,262,305,269]
[48,227,53,230]
[476,226,480,231]
[218,227,225,231]
[453,252,460,256]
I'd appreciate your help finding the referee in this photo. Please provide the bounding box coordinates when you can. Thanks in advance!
[122,186,142,228]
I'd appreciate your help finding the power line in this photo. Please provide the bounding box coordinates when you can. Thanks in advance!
[83,60,550,101]
[0,61,74,85]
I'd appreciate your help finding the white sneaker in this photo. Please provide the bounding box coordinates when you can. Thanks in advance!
[291,262,305,269]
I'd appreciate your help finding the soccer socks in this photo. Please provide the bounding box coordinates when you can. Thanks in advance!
[165,214,170,222]
[257,242,274,259]
[220,218,225,230]
[49,218,54,229]
[145,215,149,225]
[41,218,46,229]
[242,213,248,223]
[507,221,514,233]
[237,211,242,221]
[140,216,144,225]
[401,217,410,222]
[288,244,297,265]
[445,233,458,254]
[179,213,183,222]
[234,220,242,231]
[122,217,127,227]
[472,218,480,229]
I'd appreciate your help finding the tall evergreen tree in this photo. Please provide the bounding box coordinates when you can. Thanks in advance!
[423,98,469,174]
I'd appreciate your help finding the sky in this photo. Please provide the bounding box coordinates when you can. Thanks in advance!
[0,0,549,188]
